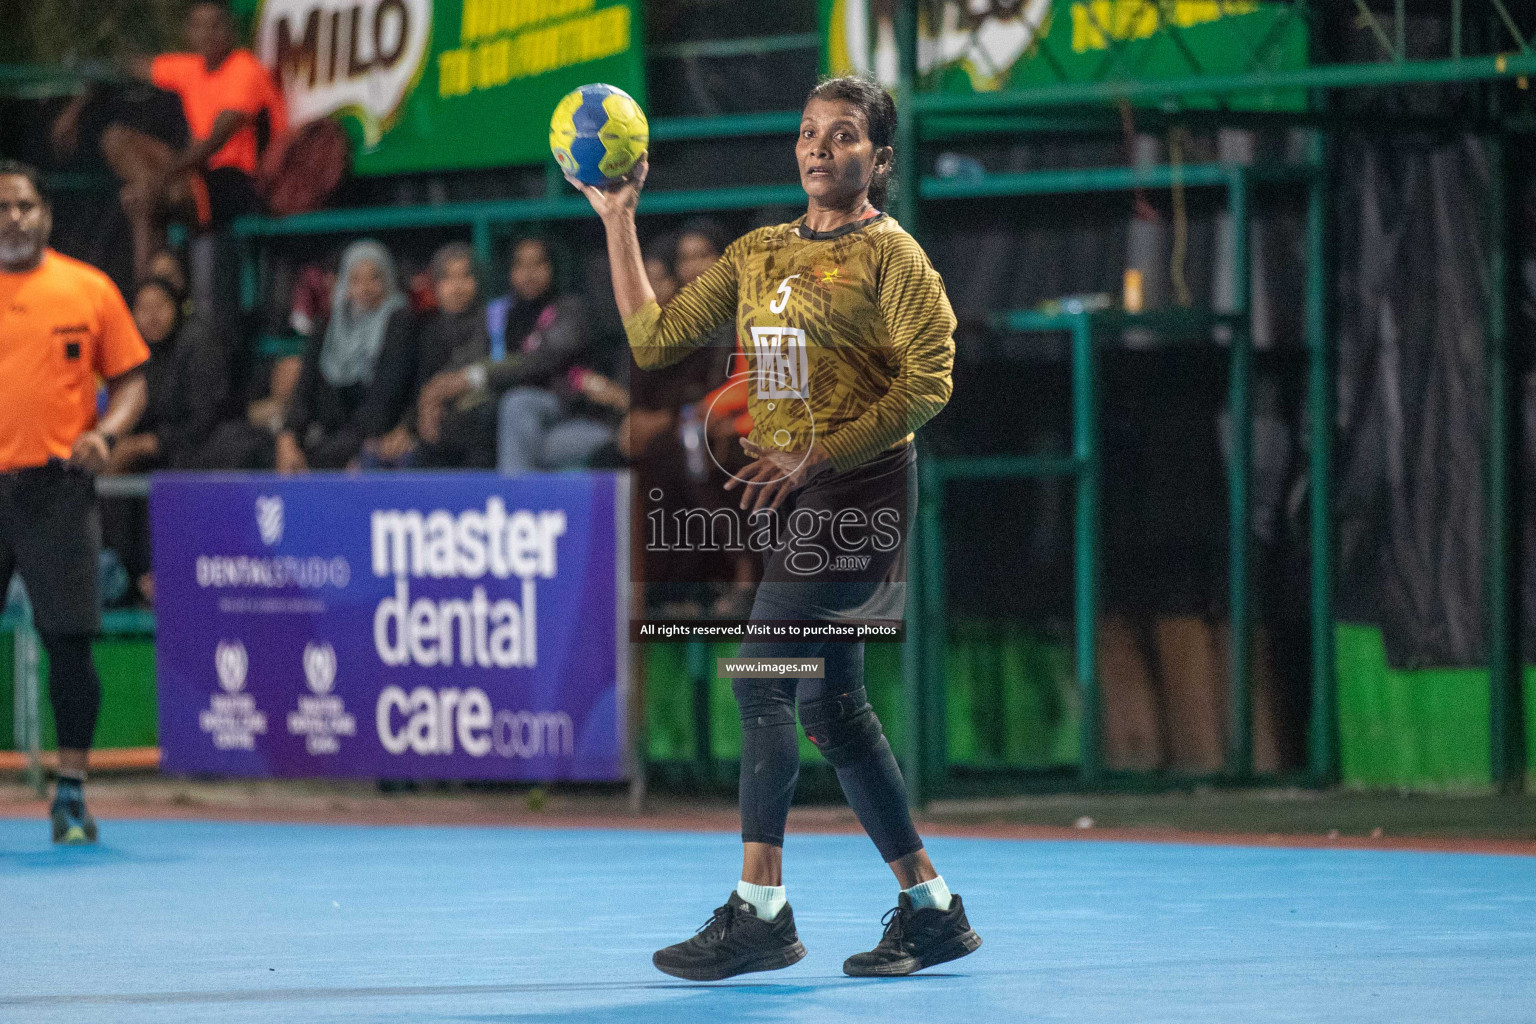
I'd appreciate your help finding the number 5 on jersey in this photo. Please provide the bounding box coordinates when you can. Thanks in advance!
[769,273,800,315]
[756,275,809,399]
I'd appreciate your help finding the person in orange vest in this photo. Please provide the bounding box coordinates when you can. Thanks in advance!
[0,161,149,844]
[52,1,287,284]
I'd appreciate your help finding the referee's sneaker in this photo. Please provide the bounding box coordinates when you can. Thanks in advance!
[0,160,149,844]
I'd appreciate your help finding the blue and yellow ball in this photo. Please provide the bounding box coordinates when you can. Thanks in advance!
[549,83,648,188]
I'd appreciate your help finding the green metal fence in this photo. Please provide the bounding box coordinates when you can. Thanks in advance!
[14,4,1533,797]
[224,8,1533,798]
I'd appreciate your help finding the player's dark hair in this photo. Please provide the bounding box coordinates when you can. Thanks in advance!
[0,159,51,208]
[806,76,898,210]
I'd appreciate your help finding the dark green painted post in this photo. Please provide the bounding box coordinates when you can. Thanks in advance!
[919,458,947,799]
[471,219,493,272]
[891,0,919,232]
[239,239,258,313]
[1305,138,1338,787]
[1071,313,1101,784]
[687,639,714,780]
[1486,135,1524,793]
[895,0,930,806]
[902,453,930,807]
[901,495,920,806]
[1227,168,1254,780]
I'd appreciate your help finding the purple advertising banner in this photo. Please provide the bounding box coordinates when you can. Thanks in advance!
[151,472,630,781]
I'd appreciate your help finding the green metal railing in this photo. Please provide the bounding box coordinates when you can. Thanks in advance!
[907,294,1297,799]
[24,6,1519,796]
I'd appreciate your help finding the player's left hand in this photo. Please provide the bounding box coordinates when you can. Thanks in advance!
[69,431,111,473]
[724,438,830,513]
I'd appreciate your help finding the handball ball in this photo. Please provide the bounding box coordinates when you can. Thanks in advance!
[549,83,648,188]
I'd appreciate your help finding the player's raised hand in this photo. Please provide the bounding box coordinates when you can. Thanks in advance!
[567,154,648,223]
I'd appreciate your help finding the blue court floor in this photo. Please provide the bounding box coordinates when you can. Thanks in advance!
[2,818,1535,1023]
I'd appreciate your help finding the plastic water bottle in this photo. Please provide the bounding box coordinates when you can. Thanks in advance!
[680,404,707,482]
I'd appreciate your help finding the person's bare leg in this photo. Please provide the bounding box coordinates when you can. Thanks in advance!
[57,748,88,781]
[887,847,938,890]
[100,124,184,280]
[741,841,783,886]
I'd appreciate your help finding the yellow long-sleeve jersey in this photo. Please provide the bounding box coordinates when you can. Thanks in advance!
[623,213,956,474]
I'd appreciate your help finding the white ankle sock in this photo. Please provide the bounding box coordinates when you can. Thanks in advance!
[736,880,787,920]
[903,876,952,911]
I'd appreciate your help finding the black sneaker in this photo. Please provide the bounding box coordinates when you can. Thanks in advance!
[653,893,808,981]
[843,892,981,977]
[49,783,98,845]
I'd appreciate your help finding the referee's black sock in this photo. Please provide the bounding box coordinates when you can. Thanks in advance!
[40,633,101,753]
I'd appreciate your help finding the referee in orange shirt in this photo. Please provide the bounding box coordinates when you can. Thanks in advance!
[0,161,149,844]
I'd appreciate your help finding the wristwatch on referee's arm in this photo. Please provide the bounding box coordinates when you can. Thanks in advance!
[69,429,116,473]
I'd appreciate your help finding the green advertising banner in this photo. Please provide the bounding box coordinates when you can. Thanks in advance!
[821,0,1307,109]
[244,0,645,175]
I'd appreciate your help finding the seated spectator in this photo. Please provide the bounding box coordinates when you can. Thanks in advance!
[148,249,188,297]
[674,217,731,289]
[357,241,487,469]
[54,2,286,301]
[238,262,333,437]
[276,239,410,473]
[415,236,610,470]
[101,276,229,604]
[623,234,756,617]
[617,248,684,462]
[497,365,628,473]
[105,277,228,473]
[52,81,192,282]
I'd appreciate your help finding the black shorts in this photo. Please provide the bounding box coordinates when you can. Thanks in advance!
[204,167,260,227]
[749,442,914,623]
[78,84,190,162]
[0,462,101,636]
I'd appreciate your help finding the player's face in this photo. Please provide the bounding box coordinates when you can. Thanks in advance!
[435,255,478,316]
[347,258,388,313]
[188,4,234,62]
[510,240,553,302]
[674,233,719,286]
[134,285,179,345]
[0,175,50,272]
[797,98,889,207]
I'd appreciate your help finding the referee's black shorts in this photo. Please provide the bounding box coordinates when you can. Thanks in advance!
[0,462,101,636]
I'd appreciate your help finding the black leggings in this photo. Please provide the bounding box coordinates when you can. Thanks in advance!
[734,638,921,862]
[42,634,101,752]
[732,445,922,864]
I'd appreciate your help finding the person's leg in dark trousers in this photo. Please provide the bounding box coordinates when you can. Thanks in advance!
[733,636,923,879]
[7,465,104,841]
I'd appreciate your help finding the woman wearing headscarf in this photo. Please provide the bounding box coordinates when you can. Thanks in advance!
[100,275,233,604]
[276,238,411,472]
[106,277,229,474]
[356,241,488,468]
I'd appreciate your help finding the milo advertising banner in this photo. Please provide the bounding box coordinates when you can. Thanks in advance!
[821,0,1307,108]
[152,472,631,781]
[241,0,644,174]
